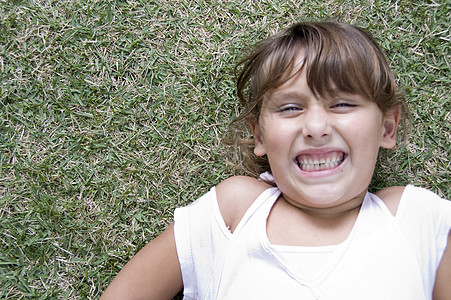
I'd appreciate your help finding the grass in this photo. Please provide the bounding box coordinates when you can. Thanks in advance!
[0,0,449,298]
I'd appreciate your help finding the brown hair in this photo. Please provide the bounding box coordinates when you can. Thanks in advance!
[227,21,409,177]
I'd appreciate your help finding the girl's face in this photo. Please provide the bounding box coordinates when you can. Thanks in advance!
[252,63,399,211]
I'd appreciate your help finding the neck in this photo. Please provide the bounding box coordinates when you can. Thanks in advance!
[267,191,367,246]
[281,190,366,221]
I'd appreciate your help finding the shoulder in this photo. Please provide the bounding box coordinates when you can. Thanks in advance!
[216,176,273,232]
[374,185,406,216]
[375,185,451,217]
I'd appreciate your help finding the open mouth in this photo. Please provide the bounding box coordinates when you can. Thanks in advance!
[296,151,346,172]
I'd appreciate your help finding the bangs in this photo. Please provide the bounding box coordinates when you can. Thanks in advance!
[304,24,388,103]
[250,22,396,111]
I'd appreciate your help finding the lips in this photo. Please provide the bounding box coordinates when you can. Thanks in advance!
[296,151,345,172]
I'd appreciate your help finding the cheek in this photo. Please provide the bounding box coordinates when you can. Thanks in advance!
[261,121,296,148]
[257,129,292,163]
[342,115,384,158]
[344,113,383,139]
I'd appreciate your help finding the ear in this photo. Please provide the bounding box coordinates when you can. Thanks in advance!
[380,106,401,149]
[251,122,266,156]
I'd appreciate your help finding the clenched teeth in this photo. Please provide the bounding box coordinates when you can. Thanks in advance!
[296,152,345,172]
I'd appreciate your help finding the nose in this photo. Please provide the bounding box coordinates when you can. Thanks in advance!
[301,106,332,140]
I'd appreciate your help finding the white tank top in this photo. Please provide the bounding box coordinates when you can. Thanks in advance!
[174,185,451,300]
[271,244,338,280]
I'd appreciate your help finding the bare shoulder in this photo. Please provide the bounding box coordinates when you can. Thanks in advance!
[374,185,406,216]
[216,176,273,232]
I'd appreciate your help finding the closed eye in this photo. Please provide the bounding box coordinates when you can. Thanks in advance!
[332,103,355,108]
[278,105,303,112]
[330,102,358,112]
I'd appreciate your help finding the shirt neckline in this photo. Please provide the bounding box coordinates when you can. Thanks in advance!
[260,191,372,283]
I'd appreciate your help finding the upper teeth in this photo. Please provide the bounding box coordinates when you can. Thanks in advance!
[296,153,344,171]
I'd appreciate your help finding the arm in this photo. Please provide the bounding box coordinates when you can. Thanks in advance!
[100,223,183,300]
[433,229,451,300]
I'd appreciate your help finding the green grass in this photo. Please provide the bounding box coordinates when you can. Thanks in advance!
[0,0,449,298]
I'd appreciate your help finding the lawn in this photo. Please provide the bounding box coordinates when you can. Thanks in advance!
[0,0,449,298]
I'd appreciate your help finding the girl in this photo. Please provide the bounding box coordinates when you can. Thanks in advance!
[101,22,451,299]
